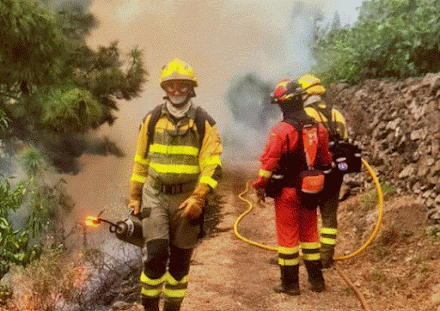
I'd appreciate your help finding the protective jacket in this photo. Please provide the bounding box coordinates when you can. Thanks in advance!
[253,112,331,292]
[130,102,222,201]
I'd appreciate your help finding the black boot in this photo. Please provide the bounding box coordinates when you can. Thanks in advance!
[141,297,160,311]
[320,244,335,269]
[273,265,300,296]
[304,260,326,292]
[163,300,181,311]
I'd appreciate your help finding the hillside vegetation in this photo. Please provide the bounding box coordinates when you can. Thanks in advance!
[312,0,440,85]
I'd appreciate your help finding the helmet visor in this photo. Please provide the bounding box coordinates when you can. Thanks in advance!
[162,81,192,96]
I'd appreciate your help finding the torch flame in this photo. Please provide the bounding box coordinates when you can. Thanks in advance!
[85,216,101,228]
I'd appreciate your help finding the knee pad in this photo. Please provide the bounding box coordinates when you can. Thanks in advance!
[144,239,169,278]
[168,244,193,281]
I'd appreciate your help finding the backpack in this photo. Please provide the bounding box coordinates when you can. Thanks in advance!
[310,103,362,174]
[265,120,327,210]
[145,103,211,153]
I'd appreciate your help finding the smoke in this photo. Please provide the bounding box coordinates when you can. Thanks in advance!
[59,0,344,224]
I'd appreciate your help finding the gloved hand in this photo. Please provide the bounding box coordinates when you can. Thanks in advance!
[128,199,141,215]
[250,186,266,204]
[178,183,211,219]
[251,176,269,205]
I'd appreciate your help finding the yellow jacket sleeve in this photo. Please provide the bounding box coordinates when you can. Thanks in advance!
[130,114,152,201]
[198,120,223,190]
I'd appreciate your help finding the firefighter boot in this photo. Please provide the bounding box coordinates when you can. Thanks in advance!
[304,260,326,293]
[163,301,181,311]
[320,244,335,269]
[141,297,160,311]
[273,265,300,296]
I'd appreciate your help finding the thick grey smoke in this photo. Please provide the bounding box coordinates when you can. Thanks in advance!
[62,0,340,226]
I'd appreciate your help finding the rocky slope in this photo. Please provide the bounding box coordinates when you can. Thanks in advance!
[326,73,440,227]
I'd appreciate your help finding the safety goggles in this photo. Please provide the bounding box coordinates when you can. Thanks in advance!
[162,81,192,96]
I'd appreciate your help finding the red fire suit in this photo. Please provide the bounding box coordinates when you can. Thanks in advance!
[253,120,332,255]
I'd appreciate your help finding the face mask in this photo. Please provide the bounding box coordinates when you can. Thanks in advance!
[168,94,188,106]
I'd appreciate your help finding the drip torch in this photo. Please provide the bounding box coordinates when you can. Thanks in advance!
[85,210,146,248]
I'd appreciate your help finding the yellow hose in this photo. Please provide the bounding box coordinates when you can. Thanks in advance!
[234,181,278,251]
[334,158,384,260]
[234,158,384,310]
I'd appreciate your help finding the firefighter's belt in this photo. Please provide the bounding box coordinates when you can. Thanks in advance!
[157,181,197,194]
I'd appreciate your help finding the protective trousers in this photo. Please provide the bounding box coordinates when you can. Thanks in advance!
[140,179,201,311]
[274,187,324,292]
[319,171,344,268]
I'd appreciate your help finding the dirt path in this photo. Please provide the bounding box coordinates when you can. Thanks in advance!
[182,164,366,311]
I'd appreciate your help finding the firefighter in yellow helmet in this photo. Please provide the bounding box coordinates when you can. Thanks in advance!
[298,74,348,269]
[128,58,222,311]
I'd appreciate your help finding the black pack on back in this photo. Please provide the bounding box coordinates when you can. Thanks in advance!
[310,103,362,174]
[265,119,327,210]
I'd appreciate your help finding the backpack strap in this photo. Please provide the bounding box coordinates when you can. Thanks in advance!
[194,106,214,148]
[145,103,165,154]
[145,104,211,153]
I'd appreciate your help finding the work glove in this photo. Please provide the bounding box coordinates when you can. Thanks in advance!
[251,187,266,204]
[129,181,143,215]
[251,176,269,205]
[178,183,211,219]
[128,199,141,215]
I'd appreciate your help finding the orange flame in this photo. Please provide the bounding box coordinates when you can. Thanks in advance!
[85,216,101,228]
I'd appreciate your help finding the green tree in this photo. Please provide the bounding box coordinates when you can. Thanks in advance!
[311,0,440,85]
[0,147,75,281]
[0,0,148,172]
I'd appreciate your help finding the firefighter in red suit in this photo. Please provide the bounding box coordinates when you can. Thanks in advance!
[252,79,332,296]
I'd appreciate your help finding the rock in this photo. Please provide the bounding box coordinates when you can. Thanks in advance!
[111,301,129,310]
[398,164,416,179]
[328,73,440,226]
[432,284,440,305]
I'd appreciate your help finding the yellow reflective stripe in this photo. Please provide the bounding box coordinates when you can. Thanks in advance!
[150,144,199,156]
[163,288,187,298]
[302,253,321,261]
[150,163,200,174]
[140,272,167,285]
[320,227,338,235]
[278,258,300,266]
[131,174,146,183]
[134,154,150,165]
[300,242,320,249]
[166,274,189,286]
[259,169,272,178]
[200,155,221,167]
[163,273,188,299]
[199,176,218,189]
[141,288,162,298]
[278,246,299,255]
[320,237,337,245]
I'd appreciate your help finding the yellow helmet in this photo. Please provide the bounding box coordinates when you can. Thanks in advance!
[298,74,326,96]
[159,58,198,87]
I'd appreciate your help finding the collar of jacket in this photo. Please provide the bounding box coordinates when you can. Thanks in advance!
[163,99,195,120]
